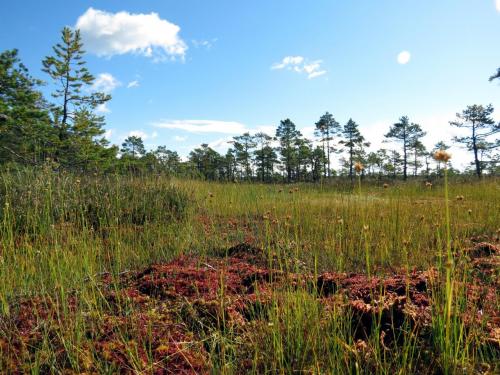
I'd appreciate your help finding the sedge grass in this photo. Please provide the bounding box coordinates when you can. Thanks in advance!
[0,167,498,373]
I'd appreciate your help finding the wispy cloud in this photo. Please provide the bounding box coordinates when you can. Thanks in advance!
[127,80,140,88]
[272,56,326,79]
[76,8,187,60]
[192,38,218,50]
[496,0,500,12]
[174,135,187,142]
[153,119,247,134]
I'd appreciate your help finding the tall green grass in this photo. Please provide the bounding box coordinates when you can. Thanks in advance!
[0,167,498,373]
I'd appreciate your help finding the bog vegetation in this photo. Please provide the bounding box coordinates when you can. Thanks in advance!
[0,27,499,374]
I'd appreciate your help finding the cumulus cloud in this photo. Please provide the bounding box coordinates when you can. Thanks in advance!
[397,51,411,64]
[92,73,121,93]
[127,80,140,88]
[272,56,326,79]
[75,8,187,60]
[153,120,247,134]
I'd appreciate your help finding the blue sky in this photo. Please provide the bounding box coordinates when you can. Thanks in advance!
[1,0,500,167]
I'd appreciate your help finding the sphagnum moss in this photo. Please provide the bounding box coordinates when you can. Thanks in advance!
[0,168,498,374]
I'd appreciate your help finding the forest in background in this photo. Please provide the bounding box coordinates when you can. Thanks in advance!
[1,27,499,181]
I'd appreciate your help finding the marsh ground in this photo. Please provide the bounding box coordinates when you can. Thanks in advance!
[0,170,498,373]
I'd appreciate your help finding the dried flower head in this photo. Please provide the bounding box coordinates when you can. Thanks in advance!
[354,162,364,173]
[425,181,433,188]
[383,183,389,189]
[455,195,464,201]
[433,150,451,162]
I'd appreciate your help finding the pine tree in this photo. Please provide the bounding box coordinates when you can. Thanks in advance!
[315,112,341,177]
[276,119,301,182]
[189,144,222,180]
[42,27,110,144]
[253,132,276,182]
[340,118,365,180]
[232,132,256,180]
[68,108,117,170]
[450,104,499,177]
[0,49,53,164]
[121,136,146,158]
[385,116,425,180]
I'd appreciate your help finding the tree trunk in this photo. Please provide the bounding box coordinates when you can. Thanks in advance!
[403,142,407,180]
[472,124,481,178]
[326,131,331,178]
[349,146,353,181]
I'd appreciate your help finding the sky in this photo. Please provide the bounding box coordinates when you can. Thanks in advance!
[1,0,500,169]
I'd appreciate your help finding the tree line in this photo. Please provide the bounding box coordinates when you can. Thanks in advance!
[1,27,499,181]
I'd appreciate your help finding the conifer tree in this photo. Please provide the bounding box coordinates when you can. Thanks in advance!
[450,104,499,177]
[385,116,425,180]
[340,118,365,180]
[0,49,53,164]
[315,112,341,177]
[42,27,110,143]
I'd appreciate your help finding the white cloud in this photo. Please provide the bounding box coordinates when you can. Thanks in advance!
[92,73,121,93]
[153,119,247,134]
[174,135,187,142]
[272,56,326,79]
[397,51,411,65]
[300,126,316,140]
[128,130,149,140]
[192,38,217,49]
[96,103,111,113]
[75,8,187,60]
[254,125,276,135]
[272,56,304,70]
[209,137,234,152]
[104,129,113,140]
[496,0,500,12]
[127,80,140,88]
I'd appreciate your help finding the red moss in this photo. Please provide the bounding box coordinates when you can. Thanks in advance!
[1,242,499,372]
